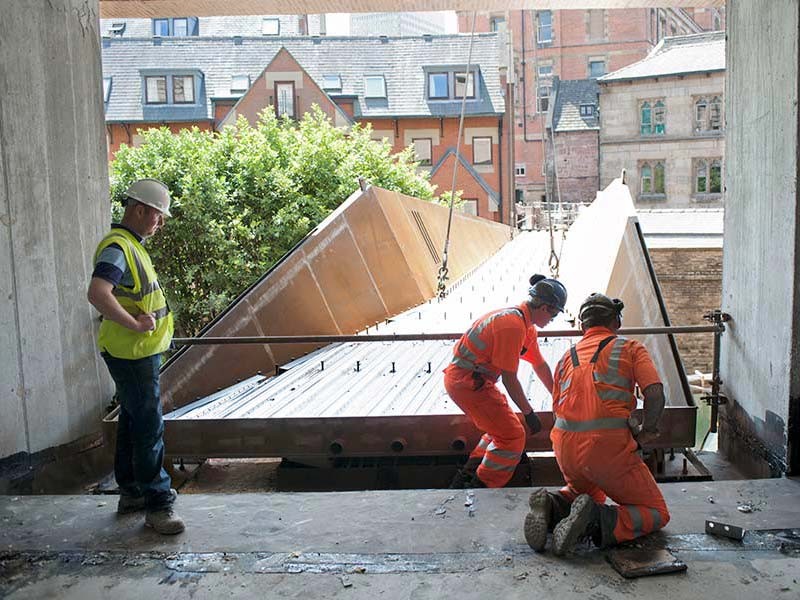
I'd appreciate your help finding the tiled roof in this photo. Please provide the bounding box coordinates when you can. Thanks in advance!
[552,78,599,132]
[599,31,725,83]
[637,207,724,249]
[101,34,505,123]
[99,16,302,38]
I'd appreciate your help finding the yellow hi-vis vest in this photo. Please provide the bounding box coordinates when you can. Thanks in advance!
[94,228,174,359]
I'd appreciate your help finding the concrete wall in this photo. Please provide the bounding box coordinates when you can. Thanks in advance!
[0,0,111,461]
[599,74,725,208]
[721,0,799,477]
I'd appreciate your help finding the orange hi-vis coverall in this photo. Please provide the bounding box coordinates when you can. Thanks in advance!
[551,326,670,546]
[443,302,545,488]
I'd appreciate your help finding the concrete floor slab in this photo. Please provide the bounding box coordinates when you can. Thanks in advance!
[2,478,799,598]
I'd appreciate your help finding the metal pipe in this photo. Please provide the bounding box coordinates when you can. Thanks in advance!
[172,324,724,346]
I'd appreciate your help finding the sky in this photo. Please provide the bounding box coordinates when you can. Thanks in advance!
[325,12,458,36]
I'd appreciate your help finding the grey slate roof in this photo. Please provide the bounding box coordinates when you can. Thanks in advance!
[599,31,725,83]
[100,16,302,38]
[552,78,599,132]
[101,34,505,123]
[637,207,724,249]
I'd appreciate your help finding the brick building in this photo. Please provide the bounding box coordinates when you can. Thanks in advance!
[544,78,600,220]
[101,17,513,222]
[598,32,726,208]
[457,8,724,209]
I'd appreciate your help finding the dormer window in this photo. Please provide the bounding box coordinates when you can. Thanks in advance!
[262,18,280,35]
[579,104,594,117]
[103,77,112,103]
[322,75,342,92]
[152,17,197,37]
[144,73,197,105]
[231,74,250,93]
[364,75,386,99]
[109,22,126,36]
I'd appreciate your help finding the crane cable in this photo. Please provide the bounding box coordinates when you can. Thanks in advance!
[436,11,478,299]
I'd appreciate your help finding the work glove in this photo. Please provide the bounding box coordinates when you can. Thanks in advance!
[524,411,542,435]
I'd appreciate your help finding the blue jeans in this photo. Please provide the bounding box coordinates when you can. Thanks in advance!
[102,352,173,510]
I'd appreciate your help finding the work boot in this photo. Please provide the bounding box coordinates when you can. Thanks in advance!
[448,469,472,489]
[145,506,185,535]
[524,488,554,551]
[552,494,599,557]
[117,488,177,514]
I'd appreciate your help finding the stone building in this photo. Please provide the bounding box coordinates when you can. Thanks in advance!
[598,32,726,208]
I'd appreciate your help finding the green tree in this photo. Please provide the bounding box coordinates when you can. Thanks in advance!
[109,106,443,336]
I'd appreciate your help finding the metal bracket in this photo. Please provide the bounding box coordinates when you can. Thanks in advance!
[700,310,732,440]
[705,519,746,541]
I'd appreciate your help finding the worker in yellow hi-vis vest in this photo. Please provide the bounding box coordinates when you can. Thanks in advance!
[87,179,184,535]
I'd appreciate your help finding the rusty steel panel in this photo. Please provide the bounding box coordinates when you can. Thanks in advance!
[160,185,511,411]
[102,406,696,459]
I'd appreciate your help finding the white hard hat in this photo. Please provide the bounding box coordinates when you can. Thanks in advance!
[124,178,172,217]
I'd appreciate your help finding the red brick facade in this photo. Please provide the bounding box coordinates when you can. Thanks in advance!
[549,130,599,205]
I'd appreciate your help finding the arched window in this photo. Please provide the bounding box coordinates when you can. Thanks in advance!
[640,102,652,135]
[695,98,708,132]
[709,160,722,193]
[709,96,722,130]
[653,162,665,193]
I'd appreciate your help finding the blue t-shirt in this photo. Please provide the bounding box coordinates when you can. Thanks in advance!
[91,224,142,288]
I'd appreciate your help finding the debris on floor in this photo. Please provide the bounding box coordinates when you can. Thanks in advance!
[606,547,687,579]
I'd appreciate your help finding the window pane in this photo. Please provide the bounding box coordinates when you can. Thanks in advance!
[103,77,112,102]
[490,17,505,32]
[473,137,492,164]
[537,86,550,112]
[173,18,188,36]
[589,60,605,78]
[710,162,722,193]
[696,161,707,193]
[640,103,651,134]
[153,19,169,36]
[538,65,553,78]
[454,72,474,98]
[322,75,342,90]
[654,163,665,193]
[413,139,432,165]
[710,98,722,130]
[231,74,250,92]
[276,83,294,117]
[365,76,386,98]
[461,199,478,216]
[641,165,652,193]
[654,101,666,134]
[428,73,448,99]
[173,75,194,103]
[262,18,280,35]
[537,11,552,43]
[145,76,167,103]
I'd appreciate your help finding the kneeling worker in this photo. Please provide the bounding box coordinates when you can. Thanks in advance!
[524,293,669,554]
[444,275,567,488]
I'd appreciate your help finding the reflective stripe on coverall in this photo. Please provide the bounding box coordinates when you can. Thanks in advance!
[444,304,540,488]
[551,330,670,546]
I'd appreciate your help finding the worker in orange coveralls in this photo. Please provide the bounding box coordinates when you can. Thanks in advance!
[444,274,567,488]
[523,293,669,555]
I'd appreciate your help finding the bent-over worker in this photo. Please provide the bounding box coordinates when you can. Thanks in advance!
[524,293,669,555]
[87,179,184,535]
[444,275,567,488]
